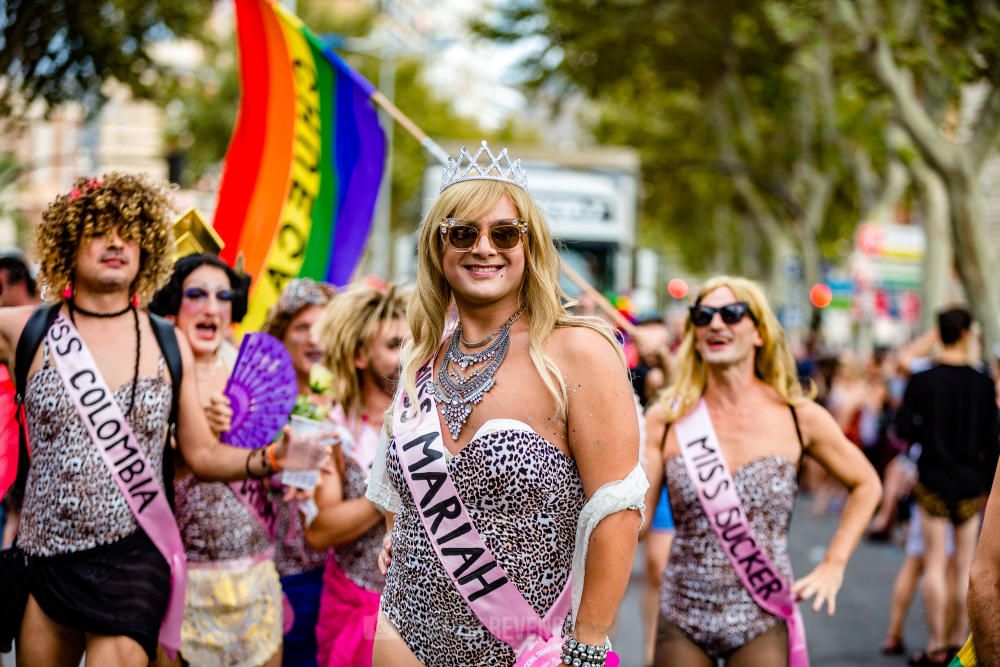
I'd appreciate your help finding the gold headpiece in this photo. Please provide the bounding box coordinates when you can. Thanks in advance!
[172,208,224,258]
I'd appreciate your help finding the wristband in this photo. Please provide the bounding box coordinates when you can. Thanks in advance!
[267,444,280,472]
[246,449,264,479]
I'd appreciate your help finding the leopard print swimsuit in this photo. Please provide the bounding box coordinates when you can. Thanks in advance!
[660,455,797,657]
[18,345,171,556]
[381,421,586,666]
[331,458,385,593]
[173,476,271,562]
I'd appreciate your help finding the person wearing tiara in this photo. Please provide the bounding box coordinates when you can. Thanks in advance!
[366,141,648,666]
[150,254,284,667]
[305,279,407,666]
[261,278,337,667]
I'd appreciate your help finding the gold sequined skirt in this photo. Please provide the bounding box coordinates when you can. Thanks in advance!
[180,556,283,667]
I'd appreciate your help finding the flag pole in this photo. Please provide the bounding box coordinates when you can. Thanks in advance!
[367,90,638,338]
[370,91,450,166]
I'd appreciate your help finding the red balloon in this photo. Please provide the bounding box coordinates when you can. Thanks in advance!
[667,278,689,299]
[809,283,833,308]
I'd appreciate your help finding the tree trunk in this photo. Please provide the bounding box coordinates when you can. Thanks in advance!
[946,165,1000,351]
[911,160,951,331]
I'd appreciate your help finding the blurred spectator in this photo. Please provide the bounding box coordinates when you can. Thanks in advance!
[630,315,671,406]
[0,255,40,307]
[895,307,999,664]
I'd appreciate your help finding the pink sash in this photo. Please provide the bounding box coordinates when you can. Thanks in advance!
[392,359,572,663]
[674,399,808,666]
[228,479,278,540]
[47,314,186,657]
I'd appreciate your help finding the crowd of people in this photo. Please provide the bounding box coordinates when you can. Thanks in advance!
[0,142,997,667]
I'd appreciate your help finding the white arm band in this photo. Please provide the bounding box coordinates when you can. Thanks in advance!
[570,464,649,624]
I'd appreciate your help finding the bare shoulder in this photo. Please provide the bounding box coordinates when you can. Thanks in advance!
[644,401,669,429]
[792,399,839,447]
[0,305,43,348]
[173,325,196,367]
[547,324,623,375]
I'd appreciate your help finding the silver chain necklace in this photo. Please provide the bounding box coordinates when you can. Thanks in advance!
[432,306,526,440]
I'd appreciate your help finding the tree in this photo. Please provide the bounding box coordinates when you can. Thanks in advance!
[839,0,1000,348]
[0,0,211,118]
[0,152,28,248]
[481,1,884,304]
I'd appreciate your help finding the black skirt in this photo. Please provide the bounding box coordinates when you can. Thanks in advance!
[26,530,171,661]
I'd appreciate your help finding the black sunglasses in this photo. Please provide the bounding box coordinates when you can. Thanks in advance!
[183,287,234,303]
[439,218,528,252]
[689,301,756,327]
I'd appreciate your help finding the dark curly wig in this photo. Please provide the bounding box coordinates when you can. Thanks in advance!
[35,172,176,302]
[149,253,250,323]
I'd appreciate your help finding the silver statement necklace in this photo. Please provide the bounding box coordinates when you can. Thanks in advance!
[432,305,526,440]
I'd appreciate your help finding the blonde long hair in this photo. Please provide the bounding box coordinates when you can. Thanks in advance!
[401,179,623,420]
[315,281,408,416]
[656,275,814,422]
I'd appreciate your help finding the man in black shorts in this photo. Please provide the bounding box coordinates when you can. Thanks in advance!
[896,307,999,664]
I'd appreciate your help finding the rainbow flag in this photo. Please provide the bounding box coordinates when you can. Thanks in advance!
[214,0,386,331]
[949,636,978,666]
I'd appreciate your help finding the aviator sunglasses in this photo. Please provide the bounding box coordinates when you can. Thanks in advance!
[439,218,528,252]
[689,301,757,327]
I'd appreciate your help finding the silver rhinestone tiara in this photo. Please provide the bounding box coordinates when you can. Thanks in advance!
[439,140,528,193]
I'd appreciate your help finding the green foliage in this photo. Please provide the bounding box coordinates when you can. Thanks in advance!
[0,152,29,248]
[0,0,212,118]
[481,0,899,280]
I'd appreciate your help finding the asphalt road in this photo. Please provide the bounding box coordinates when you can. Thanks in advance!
[611,498,929,666]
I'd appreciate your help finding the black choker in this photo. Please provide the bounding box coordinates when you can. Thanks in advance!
[69,299,133,318]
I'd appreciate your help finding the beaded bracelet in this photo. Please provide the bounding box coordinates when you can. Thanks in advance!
[561,636,610,667]
[245,449,265,479]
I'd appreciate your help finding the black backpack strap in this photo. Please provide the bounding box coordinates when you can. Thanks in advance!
[9,303,61,509]
[14,304,61,400]
[148,313,182,428]
[148,313,182,509]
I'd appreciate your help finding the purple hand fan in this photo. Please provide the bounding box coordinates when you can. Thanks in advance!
[221,332,297,448]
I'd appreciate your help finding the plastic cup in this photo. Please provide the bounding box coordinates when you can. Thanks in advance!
[282,415,337,490]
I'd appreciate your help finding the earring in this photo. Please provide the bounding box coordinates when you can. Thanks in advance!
[131,294,139,308]
[61,283,73,299]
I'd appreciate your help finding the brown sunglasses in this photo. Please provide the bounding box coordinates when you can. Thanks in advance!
[439,218,528,252]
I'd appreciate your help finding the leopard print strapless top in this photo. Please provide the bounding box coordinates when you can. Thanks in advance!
[19,350,171,557]
[660,454,798,657]
[330,458,385,592]
[381,421,586,667]
[173,475,271,562]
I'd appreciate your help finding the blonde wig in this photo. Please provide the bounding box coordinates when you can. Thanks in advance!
[401,179,623,421]
[315,281,409,416]
[35,172,176,302]
[656,275,814,422]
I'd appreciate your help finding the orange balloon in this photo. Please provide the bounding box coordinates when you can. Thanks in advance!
[668,278,689,299]
[809,283,833,308]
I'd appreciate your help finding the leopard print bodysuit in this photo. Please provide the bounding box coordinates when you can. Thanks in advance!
[331,458,385,593]
[381,421,586,666]
[659,455,798,658]
[18,345,171,556]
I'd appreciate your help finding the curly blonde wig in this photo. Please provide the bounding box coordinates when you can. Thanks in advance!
[35,172,176,302]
